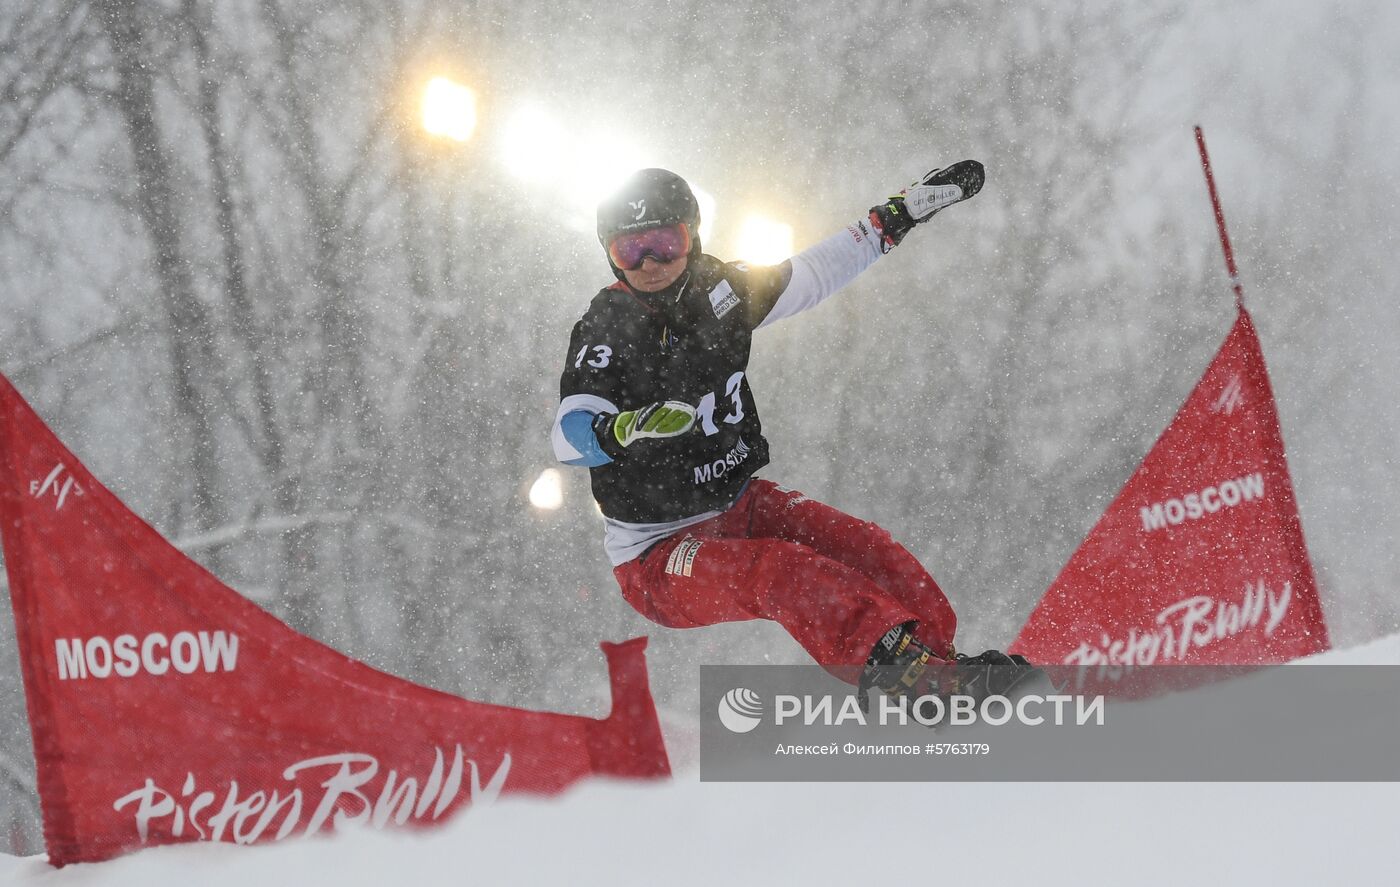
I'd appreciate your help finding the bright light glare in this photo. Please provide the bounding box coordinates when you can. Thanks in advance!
[692,186,717,246]
[499,111,646,218]
[501,106,565,180]
[571,133,659,214]
[496,105,709,235]
[421,77,477,142]
[528,469,564,510]
[734,215,794,265]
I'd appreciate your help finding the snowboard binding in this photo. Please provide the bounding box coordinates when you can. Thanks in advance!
[858,622,1041,712]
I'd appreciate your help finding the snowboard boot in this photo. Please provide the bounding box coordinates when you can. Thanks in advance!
[905,160,986,220]
[869,160,986,248]
[949,649,1040,702]
[859,623,1040,707]
[858,622,954,707]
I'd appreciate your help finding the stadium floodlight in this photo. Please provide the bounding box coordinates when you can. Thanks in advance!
[421,77,477,142]
[734,215,794,265]
[528,468,564,510]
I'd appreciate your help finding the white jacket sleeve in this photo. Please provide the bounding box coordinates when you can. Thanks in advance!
[755,218,885,330]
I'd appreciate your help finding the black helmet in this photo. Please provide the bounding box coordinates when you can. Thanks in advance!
[596,168,701,275]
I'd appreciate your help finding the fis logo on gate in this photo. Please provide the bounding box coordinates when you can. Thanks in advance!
[30,463,84,511]
[1212,374,1245,416]
[54,631,239,680]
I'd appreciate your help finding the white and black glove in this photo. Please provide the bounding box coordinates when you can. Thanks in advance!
[592,401,696,459]
[869,160,985,251]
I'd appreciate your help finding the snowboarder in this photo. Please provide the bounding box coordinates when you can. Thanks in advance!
[552,163,1032,703]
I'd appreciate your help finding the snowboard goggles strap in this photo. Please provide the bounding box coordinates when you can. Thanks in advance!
[607,223,691,270]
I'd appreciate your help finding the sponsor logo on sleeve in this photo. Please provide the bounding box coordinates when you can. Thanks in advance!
[708,280,740,319]
[665,537,703,578]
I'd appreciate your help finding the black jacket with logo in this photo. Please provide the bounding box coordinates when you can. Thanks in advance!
[559,254,789,523]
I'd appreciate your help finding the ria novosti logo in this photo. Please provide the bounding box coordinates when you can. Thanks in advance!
[718,688,764,733]
[714,683,1103,730]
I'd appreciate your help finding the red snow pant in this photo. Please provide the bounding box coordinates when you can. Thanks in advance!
[612,479,957,682]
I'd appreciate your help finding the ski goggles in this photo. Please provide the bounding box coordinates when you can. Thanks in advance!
[607,223,691,270]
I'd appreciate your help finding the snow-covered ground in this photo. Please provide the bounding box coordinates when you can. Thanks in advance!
[3,633,1397,886]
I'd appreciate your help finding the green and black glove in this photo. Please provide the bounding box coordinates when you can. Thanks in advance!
[869,159,985,251]
[593,401,697,459]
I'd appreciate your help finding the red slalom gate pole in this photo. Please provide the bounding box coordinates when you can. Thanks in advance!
[1194,125,1245,310]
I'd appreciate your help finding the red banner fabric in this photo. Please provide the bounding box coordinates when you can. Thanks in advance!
[1011,307,1329,667]
[0,373,669,867]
